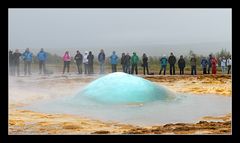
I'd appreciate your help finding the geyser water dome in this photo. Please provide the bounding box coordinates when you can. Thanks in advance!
[74,72,175,104]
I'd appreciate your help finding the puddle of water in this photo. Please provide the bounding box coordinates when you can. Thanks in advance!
[21,93,231,126]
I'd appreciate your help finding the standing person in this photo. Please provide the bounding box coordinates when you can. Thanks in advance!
[87,51,94,74]
[142,53,149,75]
[83,51,89,74]
[9,50,15,76]
[124,53,131,74]
[109,51,118,72]
[37,48,47,75]
[120,53,126,72]
[227,57,232,74]
[13,49,22,76]
[178,55,185,75]
[22,48,33,76]
[220,56,227,74]
[201,57,208,74]
[131,52,139,75]
[74,50,83,74]
[62,51,71,74]
[98,49,105,74]
[159,55,168,75]
[190,55,197,75]
[211,55,218,75]
[207,54,212,74]
[168,52,176,75]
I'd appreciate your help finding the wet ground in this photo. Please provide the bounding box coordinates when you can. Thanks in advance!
[8,73,232,134]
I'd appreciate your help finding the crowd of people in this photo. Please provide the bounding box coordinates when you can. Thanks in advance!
[9,48,232,76]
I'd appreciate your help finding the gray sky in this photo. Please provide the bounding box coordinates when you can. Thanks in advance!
[8,8,231,57]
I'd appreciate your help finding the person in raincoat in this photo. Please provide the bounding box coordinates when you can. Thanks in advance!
[98,49,105,74]
[142,53,149,75]
[131,52,139,75]
[178,55,185,75]
[211,55,218,74]
[62,51,71,74]
[37,48,47,75]
[159,54,168,75]
[109,51,118,72]
[201,57,208,74]
[168,52,176,75]
[74,50,83,74]
[22,48,33,76]
[83,51,89,74]
[87,51,94,74]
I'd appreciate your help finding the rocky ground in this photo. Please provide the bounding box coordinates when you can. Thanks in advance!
[8,74,232,135]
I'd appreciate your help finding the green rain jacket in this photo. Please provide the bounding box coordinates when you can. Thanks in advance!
[131,53,139,65]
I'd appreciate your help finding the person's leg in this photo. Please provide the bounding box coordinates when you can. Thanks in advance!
[227,65,230,74]
[39,61,42,74]
[191,66,193,75]
[195,66,197,75]
[173,65,175,75]
[102,63,105,74]
[87,63,91,74]
[92,64,94,73]
[80,64,82,74]
[114,65,117,72]
[100,63,103,74]
[159,66,162,75]
[87,64,89,74]
[124,64,127,73]
[170,65,172,75]
[16,63,20,76]
[43,61,46,74]
[89,64,92,74]
[136,65,138,75]
[11,64,15,76]
[10,65,15,76]
[180,68,182,75]
[24,61,27,75]
[146,64,149,75]
[77,63,80,74]
[213,66,216,74]
[143,65,146,75]
[182,67,184,75]
[68,61,70,73]
[131,64,134,74]
[163,66,166,75]
[100,63,102,74]
[91,64,94,74]
[63,61,66,74]
[99,63,101,74]
[28,61,31,75]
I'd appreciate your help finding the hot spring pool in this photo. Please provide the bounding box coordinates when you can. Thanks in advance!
[20,72,231,126]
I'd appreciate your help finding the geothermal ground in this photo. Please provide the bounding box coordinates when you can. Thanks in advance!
[8,74,231,135]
